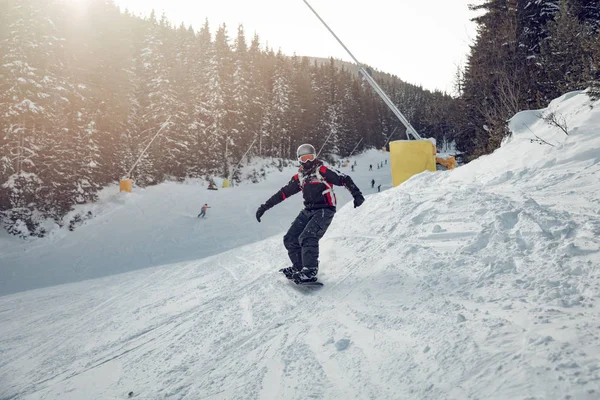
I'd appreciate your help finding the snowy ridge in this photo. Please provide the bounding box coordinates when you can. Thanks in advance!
[1,91,599,399]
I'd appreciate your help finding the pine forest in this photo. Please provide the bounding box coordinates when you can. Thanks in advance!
[1,0,599,236]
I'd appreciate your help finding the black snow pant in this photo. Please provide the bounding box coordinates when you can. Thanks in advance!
[283,208,335,275]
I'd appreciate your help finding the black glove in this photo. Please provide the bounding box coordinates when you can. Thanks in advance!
[353,193,365,208]
[256,204,268,222]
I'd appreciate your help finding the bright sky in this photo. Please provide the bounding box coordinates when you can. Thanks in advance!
[113,0,479,94]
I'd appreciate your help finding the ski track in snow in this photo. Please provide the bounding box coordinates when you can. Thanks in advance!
[1,91,600,399]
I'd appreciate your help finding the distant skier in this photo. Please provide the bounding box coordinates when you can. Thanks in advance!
[351,165,354,172]
[377,184,381,192]
[198,203,210,218]
[371,179,375,188]
[255,144,365,284]
[369,164,373,171]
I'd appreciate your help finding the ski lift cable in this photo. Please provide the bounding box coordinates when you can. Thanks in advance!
[302,0,422,140]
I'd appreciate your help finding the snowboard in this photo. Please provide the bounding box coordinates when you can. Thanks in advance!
[294,280,323,287]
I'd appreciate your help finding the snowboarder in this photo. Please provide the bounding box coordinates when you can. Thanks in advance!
[198,203,210,218]
[255,144,365,284]
[371,179,375,188]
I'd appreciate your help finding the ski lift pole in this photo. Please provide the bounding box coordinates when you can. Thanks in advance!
[347,138,363,158]
[316,128,336,158]
[126,116,172,178]
[302,0,421,140]
[383,127,399,148]
[229,138,257,186]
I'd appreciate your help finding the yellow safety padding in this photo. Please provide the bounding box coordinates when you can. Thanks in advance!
[222,179,230,188]
[389,140,437,187]
[120,179,132,193]
[436,156,457,170]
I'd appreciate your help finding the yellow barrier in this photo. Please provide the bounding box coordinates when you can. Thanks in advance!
[120,179,132,193]
[389,140,436,186]
[222,179,230,188]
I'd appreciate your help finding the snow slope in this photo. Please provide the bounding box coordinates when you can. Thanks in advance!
[0,154,390,296]
[1,91,599,400]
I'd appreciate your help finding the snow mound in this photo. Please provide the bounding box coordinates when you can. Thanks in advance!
[0,92,599,399]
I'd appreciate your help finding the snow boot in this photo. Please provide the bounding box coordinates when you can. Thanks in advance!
[292,268,318,284]
[280,266,301,280]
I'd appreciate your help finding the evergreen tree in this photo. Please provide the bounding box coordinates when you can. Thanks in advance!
[0,0,469,235]
[459,0,522,158]
[570,0,600,30]
[205,24,234,178]
[247,34,267,158]
[265,50,292,158]
[230,25,252,174]
[539,0,593,98]
[0,0,64,234]
[187,19,212,177]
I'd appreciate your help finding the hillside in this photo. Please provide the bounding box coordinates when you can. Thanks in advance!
[0,91,599,399]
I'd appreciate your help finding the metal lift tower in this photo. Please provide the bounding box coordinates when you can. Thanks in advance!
[302,0,422,140]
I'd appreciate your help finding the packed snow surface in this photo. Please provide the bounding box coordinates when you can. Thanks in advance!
[1,91,599,399]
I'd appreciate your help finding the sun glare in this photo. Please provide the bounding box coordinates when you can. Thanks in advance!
[66,0,90,19]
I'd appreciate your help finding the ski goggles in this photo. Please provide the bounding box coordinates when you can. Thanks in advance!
[298,154,315,163]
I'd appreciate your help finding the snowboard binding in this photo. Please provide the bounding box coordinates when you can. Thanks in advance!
[279,267,322,286]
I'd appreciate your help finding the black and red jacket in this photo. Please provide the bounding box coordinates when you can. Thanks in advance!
[263,160,362,211]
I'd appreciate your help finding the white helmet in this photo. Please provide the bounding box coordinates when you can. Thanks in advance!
[297,144,316,158]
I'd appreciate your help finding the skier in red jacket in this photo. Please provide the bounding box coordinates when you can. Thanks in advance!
[256,144,365,284]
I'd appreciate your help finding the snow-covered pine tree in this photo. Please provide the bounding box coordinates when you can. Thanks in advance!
[230,25,252,183]
[165,22,196,181]
[270,50,293,159]
[308,61,330,154]
[151,13,187,181]
[517,0,560,56]
[539,0,594,99]
[247,34,267,158]
[0,0,64,235]
[336,67,362,157]
[75,0,135,185]
[570,0,600,30]
[257,46,277,158]
[570,0,600,100]
[589,31,600,99]
[286,55,304,153]
[205,24,234,178]
[319,59,343,159]
[459,0,521,157]
[187,19,212,178]
[129,11,180,185]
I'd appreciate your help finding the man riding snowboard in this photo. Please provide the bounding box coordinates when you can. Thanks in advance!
[255,144,365,284]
